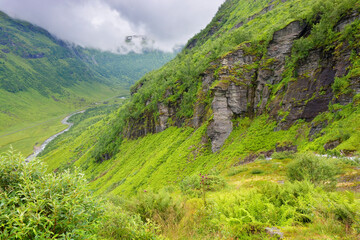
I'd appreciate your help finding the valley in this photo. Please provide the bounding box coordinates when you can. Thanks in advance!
[1,0,360,239]
[0,10,176,156]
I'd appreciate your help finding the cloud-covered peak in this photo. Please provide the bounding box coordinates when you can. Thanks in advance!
[0,0,224,53]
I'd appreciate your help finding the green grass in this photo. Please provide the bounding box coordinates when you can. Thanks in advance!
[0,10,175,156]
[0,117,68,156]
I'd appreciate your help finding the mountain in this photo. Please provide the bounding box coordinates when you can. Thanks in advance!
[7,0,360,238]
[0,11,175,154]
[42,0,360,193]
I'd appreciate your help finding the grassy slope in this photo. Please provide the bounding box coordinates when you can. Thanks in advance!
[0,11,175,155]
[40,0,360,193]
[34,0,360,238]
[41,103,360,196]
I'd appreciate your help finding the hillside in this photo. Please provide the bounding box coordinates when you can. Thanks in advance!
[35,0,360,238]
[0,11,175,155]
[42,0,360,189]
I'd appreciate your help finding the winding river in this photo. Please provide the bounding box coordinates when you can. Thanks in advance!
[26,110,85,161]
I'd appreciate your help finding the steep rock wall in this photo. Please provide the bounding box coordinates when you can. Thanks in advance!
[125,14,360,153]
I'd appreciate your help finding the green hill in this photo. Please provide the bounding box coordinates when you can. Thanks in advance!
[0,11,175,155]
[13,0,360,238]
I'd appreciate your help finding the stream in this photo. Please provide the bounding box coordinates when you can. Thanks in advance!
[26,110,85,161]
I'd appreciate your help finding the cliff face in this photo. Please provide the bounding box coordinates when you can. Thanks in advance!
[125,11,360,152]
[39,0,360,197]
[206,17,359,152]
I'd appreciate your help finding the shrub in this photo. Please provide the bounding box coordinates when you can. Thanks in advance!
[251,169,264,175]
[128,189,184,227]
[0,150,102,239]
[227,166,248,176]
[287,153,340,189]
[179,173,227,197]
[98,197,162,240]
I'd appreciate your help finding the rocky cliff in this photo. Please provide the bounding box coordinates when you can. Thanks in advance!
[125,10,360,153]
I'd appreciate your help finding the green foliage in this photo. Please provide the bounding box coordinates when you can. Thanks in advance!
[0,150,102,239]
[0,10,174,154]
[227,166,249,176]
[98,197,162,240]
[191,181,360,238]
[179,173,227,197]
[271,151,296,160]
[250,169,264,175]
[127,189,184,233]
[287,153,340,189]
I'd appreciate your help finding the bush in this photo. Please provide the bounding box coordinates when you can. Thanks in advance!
[251,169,264,175]
[287,153,340,189]
[272,151,296,160]
[227,166,248,176]
[0,150,102,239]
[128,189,184,227]
[179,173,227,197]
[98,197,162,240]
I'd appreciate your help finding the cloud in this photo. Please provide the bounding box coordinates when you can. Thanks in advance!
[0,0,224,53]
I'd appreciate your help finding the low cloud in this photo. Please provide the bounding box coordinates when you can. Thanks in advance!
[0,0,224,53]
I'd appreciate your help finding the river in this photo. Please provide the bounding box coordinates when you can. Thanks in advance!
[26,110,85,161]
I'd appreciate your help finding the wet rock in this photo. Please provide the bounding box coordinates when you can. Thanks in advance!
[256,21,307,112]
[226,82,248,115]
[324,139,341,151]
[156,103,169,132]
[207,87,233,152]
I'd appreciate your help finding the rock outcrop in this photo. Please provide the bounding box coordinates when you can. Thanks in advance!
[125,12,360,153]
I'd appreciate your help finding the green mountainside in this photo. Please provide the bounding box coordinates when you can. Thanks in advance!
[43,0,360,191]
[3,0,360,238]
[0,11,175,155]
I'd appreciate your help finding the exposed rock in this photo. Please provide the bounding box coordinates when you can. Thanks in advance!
[275,43,353,129]
[335,11,360,32]
[131,82,144,95]
[275,143,297,153]
[156,103,169,132]
[185,38,198,50]
[192,71,215,128]
[207,87,233,152]
[22,52,45,59]
[265,227,284,239]
[324,139,341,151]
[125,15,357,154]
[226,82,248,114]
[308,121,327,141]
[255,21,307,113]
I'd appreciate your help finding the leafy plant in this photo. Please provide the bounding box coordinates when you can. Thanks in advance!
[287,153,340,189]
[0,150,102,239]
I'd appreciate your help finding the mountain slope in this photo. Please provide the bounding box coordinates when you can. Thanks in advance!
[0,11,175,155]
[41,0,360,197]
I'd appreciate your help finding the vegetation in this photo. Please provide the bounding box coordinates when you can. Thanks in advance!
[2,150,360,239]
[2,0,360,238]
[0,150,102,239]
[0,10,175,154]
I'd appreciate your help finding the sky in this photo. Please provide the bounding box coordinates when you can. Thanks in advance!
[0,0,224,53]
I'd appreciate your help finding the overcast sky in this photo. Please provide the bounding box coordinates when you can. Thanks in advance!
[0,0,224,53]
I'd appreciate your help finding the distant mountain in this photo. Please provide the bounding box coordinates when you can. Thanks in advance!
[0,11,176,130]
